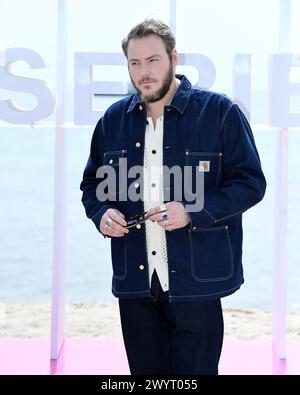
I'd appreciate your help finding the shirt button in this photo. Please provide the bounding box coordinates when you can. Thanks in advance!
[139,105,143,110]
[135,142,141,148]
[134,182,140,188]
[151,183,156,187]
[109,159,113,164]
[136,224,141,229]
[152,149,156,154]
[139,264,144,270]
[152,251,156,255]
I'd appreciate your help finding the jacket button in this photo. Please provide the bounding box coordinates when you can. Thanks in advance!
[139,105,143,110]
[135,142,141,148]
[139,265,144,270]
[136,224,141,229]
[192,226,197,230]
[109,159,113,164]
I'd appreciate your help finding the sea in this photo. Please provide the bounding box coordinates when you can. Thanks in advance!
[0,118,300,311]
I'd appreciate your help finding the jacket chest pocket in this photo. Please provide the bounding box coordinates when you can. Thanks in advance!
[184,150,222,190]
[103,150,127,196]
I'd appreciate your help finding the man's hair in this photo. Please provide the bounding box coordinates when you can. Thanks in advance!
[121,18,176,60]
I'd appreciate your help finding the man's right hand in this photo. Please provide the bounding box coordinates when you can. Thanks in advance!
[100,208,129,237]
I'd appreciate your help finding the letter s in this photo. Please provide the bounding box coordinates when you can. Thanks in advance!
[0,48,55,124]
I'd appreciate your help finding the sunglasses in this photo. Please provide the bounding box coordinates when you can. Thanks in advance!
[125,211,148,228]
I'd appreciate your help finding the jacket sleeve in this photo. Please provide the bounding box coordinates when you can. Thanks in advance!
[183,103,267,228]
[79,117,115,236]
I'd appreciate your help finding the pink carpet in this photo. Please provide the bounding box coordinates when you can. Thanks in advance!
[0,339,299,375]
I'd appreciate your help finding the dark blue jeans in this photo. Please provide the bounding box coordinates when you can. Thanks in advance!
[118,270,224,375]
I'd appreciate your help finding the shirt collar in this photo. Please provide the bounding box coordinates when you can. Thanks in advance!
[127,74,192,114]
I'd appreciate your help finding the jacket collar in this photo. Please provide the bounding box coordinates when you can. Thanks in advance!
[127,74,192,114]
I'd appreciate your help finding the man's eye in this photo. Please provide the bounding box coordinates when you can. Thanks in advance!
[150,58,158,62]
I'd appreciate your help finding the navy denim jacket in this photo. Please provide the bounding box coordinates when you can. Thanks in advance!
[80,74,266,302]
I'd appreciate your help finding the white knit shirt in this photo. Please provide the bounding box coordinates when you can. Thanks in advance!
[143,114,169,292]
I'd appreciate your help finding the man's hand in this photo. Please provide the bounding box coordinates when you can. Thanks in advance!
[100,208,129,237]
[146,202,191,231]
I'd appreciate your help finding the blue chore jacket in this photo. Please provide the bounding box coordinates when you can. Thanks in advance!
[80,74,266,302]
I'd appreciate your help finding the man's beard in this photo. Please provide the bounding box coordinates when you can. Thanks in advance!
[130,63,174,103]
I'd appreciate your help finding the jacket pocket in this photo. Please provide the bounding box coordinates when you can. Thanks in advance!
[103,149,127,196]
[188,225,233,282]
[185,150,222,189]
[110,236,127,280]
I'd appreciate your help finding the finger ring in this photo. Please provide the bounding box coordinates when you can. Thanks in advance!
[161,212,168,220]
[160,204,167,212]
[105,218,113,229]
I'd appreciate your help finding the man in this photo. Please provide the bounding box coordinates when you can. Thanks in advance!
[80,19,266,375]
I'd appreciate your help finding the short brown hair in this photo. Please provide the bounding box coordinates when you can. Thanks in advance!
[121,18,176,59]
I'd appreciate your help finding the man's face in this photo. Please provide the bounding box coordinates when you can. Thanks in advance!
[127,34,178,103]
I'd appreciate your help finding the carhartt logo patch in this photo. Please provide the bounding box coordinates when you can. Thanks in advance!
[199,160,210,172]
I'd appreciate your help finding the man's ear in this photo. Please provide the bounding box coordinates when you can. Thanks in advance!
[172,48,179,66]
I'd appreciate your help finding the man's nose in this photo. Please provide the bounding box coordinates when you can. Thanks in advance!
[139,63,151,77]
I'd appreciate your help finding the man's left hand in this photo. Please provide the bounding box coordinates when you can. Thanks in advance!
[146,202,191,231]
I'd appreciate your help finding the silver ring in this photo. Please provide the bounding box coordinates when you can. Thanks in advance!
[160,204,167,212]
[105,218,113,229]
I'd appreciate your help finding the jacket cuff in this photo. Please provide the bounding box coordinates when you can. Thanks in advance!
[182,202,217,230]
[91,204,115,238]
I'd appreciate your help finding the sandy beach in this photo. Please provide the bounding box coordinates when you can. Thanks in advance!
[0,303,300,340]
